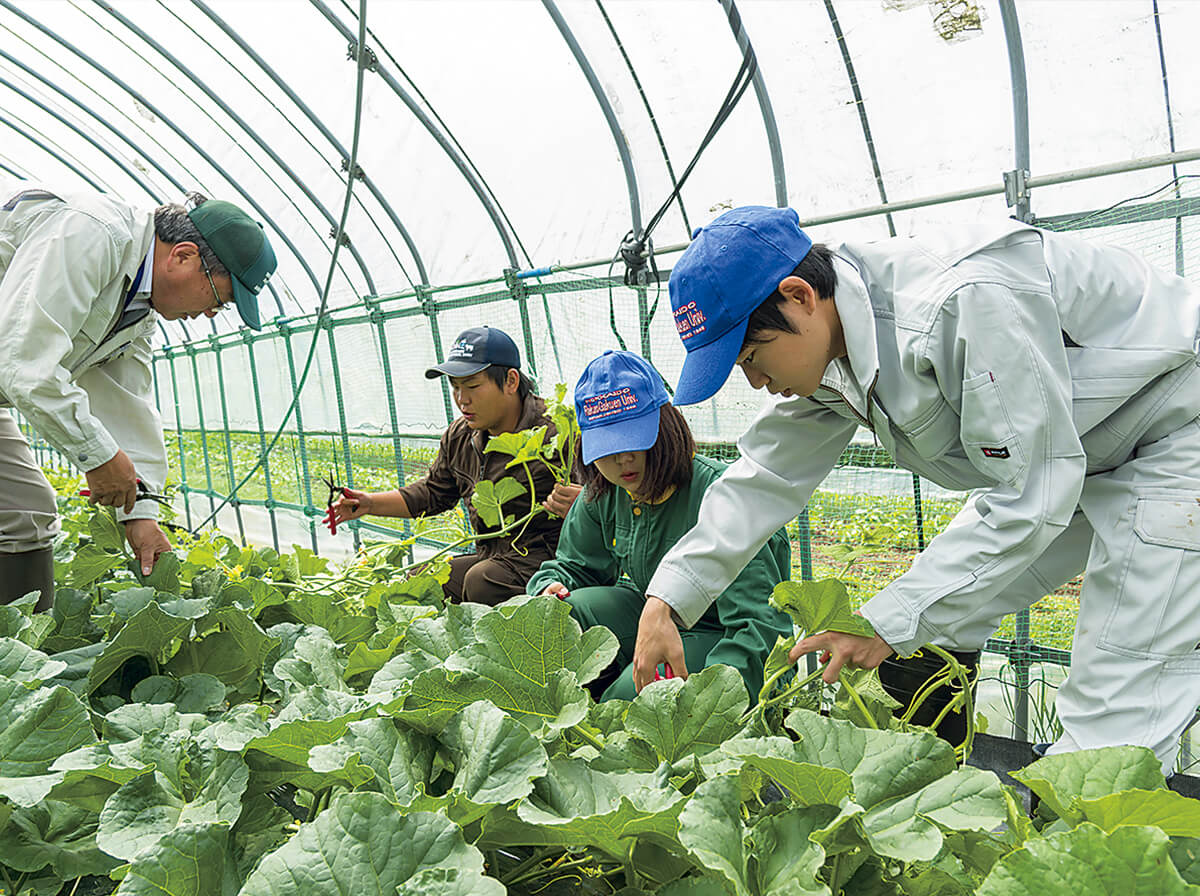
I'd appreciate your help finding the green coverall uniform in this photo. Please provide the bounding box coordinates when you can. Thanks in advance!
[528,454,792,701]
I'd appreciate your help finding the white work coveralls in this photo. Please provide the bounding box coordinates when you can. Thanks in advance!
[649,220,1200,772]
[0,186,166,550]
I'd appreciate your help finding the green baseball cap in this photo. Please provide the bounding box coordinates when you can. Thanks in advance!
[187,200,277,330]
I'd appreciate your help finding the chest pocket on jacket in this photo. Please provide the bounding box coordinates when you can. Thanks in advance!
[959,371,1027,488]
[611,521,634,576]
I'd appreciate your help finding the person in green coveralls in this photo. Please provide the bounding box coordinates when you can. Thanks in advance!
[527,349,792,702]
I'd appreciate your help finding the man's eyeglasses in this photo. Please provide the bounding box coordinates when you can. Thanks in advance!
[199,255,232,310]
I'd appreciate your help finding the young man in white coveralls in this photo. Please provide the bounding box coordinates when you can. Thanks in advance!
[633,205,1200,774]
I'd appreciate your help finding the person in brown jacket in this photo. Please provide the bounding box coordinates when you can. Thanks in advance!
[328,326,580,605]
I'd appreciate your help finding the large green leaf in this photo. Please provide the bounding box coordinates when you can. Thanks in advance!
[86,601,207,694]
[860,766,1007,862]
[44,587,102,653]
[676,776,832,896]
[471,476,527,527]
[1079,788,1200,837]
[699,736,853,807]
[135,550,182,594]
[69,543,125,588]
[243,702,374,791]
[89,509,127,552]
[238,793,504,895]
[399,596,617,737]
[0,638,66,682]
[1010,745,1165,824]
[749,807,832,896]
[165,608,276,698]
[0,678,93,777]
[0,799,117,879]
[785,709,955,809]
[1171,838,1200,886]
[770,579,875,639]
[271,627,346,694]
[131,673,227,713]
[481,758,687,861]
[114,821,239,896]
[307,716,436,804]
[676,775,752,896]
[97,750,248,862]
[625,665,749,763]
[436,701,548,807]
[977,823,1200,895]
[366,603,486,699]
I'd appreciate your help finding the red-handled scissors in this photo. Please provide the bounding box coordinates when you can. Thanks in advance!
[79,478,172,507]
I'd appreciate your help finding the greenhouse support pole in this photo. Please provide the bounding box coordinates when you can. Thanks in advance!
[186,345,218,522]
[209,336,248,545]
[719,0,787,206]
[192,0,430,287]
[276,319,319,553]
[363,296,415,554]
[242,332,281,553]
[322,316,362,553]
[1000,0,1034,739]
[162,347,193,531]
[503,270,539,379]
[417,286,456,425]
[310,0,522,269]
[542,0,643,237]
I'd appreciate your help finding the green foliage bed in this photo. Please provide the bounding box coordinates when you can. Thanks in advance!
[2,471,1197,895]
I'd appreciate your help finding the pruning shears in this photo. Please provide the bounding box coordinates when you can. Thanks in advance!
[654,663,675,682]
[321,469,352,535]
[79,478,172,508]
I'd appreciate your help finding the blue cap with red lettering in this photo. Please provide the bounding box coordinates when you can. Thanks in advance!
[575,350,670,465]
[669,206,812,405]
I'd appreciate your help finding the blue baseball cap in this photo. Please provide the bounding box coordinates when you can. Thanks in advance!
[575,350,670,465]
[425,326,521,378]
[669,206,813,405]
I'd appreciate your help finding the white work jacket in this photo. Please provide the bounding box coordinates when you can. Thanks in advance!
[0,185,165,522]
[648,220,1200,655]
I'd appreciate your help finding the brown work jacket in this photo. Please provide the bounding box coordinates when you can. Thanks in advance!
[396,392,569,559]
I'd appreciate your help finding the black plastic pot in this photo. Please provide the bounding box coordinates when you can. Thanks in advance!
[878,648,980,746]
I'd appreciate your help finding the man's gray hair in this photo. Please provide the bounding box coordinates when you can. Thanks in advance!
[153,191,228,276]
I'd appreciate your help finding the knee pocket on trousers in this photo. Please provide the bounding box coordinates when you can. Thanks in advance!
[1099,492,1200,670]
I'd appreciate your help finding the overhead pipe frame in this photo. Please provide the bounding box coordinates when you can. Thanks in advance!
[718,0,786,208]
[0,42,290,320]
[94,1,378,298]
[190,0,429,289]
[0,0,331,325]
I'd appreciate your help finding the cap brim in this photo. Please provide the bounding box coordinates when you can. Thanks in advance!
[424,360,491,379]
[672,316,751,406]
[581,406,661,465]
[231,277,262,331]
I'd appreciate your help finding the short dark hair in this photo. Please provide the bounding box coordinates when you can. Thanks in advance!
[153,191,228,277]
[483,365,536,401]
[742,243,837,347]
[579,402,694,503]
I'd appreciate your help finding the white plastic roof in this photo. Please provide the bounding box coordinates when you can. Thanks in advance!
[3,0,1197,328]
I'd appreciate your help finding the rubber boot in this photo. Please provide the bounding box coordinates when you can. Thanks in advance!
[878,647,980,747]
[0,547,55,612]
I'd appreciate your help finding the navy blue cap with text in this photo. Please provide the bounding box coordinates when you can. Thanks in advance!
[425,326,521,379]
[668,206,813,405]
[575,350,670,465]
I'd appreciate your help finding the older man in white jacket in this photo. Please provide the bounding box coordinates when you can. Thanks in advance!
[635,205,1200,774]
[0,185,276,609]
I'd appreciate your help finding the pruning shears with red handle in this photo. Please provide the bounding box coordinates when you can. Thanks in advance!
[321,469,360,535]
[653,663,675,682]
[79,478,172,508]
